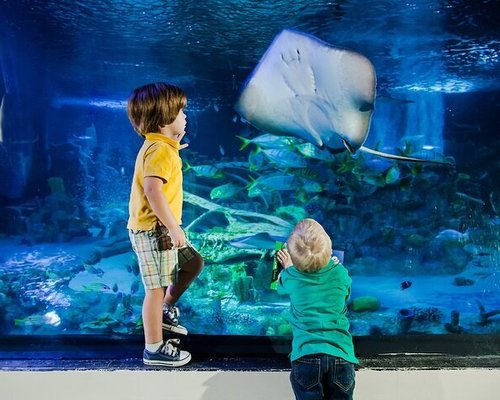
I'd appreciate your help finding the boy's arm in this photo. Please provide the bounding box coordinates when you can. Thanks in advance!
[276,249,293,296]
[144,176,186,248]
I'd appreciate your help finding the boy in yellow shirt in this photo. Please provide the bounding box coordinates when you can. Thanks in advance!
[127,82,204,367]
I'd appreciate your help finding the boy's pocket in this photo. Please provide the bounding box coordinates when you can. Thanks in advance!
[292,357,321,390]
[334,360,355,392]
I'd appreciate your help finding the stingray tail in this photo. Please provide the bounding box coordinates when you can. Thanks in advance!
[359,146,455,167]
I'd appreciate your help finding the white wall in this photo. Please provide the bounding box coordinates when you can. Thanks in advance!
[1,369,499,400]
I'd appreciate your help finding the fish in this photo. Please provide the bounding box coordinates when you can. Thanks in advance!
[262,148,308,168]
[235,29,453,166]
[400,280,412,290]
[229,232,287,250]
[237,134,296,150]
[247,174,297,197]
[210,183,240,200]
[83,263,105,277]
[184,162,224,179]
[248,149,266,171]
[455,192,485,206]
[82,282,112,292]
[434,229,470,246]
[14,312,61,327]
[452,122,481,132]
[130,280,140,294]
[295,142,336,162]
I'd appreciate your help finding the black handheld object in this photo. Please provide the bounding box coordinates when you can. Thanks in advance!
[270,241,285,290]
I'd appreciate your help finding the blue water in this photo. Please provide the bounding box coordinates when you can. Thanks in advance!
[0,0,498,338]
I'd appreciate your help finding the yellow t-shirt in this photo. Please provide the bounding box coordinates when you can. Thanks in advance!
[127,133,183,230]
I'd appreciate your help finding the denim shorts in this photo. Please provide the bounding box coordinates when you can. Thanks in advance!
[129,225,197,290]
[290,354,355,400]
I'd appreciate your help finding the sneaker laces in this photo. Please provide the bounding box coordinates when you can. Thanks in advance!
[159,339,180,357]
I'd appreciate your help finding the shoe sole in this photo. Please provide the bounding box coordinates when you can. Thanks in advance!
[162,323,188,335]
[143,353,192,367]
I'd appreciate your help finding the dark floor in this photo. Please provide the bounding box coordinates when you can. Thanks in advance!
[2,355,500,372]
[1,334,499,371]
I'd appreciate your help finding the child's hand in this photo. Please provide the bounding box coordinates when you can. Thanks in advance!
[169,226,186,248]
[277,249,293,268]
[178,132,189,150]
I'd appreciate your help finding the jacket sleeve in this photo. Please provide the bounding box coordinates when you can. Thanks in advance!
[276,270,289,296]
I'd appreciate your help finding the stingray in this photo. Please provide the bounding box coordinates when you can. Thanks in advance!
[235,29,451,165]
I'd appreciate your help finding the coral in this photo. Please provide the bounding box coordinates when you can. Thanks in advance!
[411,307,443,323]
[348,296,381,312]
[277,323,292,336]
[233,276,256,302]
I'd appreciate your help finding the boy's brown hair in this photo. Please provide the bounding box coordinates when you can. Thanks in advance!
[127,82,187,137]
[287,218,332,272]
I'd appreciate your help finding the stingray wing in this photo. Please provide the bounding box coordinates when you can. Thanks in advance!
[235,29,376,152]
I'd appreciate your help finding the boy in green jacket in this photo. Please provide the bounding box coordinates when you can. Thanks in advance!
[277,218,358,400]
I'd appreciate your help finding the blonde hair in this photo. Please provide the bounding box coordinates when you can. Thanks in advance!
[287,218,332,272]
[127,82,187,137]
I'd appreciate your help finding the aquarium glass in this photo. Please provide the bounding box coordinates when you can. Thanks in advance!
[0,0,498,340]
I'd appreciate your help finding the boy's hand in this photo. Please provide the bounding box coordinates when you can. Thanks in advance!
[178,131,189,150]
[277,249,293,268]
[168,226,186,248]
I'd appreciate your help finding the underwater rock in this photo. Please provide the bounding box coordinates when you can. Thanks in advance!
[444,310,464,334]
[83,239,131,264]
[397,308,415,334]
[0,205,31,235]
[423,230,471,274]
[368,325,384,336]
[348,296,381,312]
[47,177,65,194]
[453,276,475,286]
[477,301,500,326]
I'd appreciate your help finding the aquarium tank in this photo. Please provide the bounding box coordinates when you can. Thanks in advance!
[0,0,498,350]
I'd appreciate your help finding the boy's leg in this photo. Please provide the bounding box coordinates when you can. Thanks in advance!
[326,357,355,400]
[161,241,203,335]
[164,241,204,304]
[290,355,324,400]
[143,287,166,345]
[129,229,190,366]
[129,228,178,341]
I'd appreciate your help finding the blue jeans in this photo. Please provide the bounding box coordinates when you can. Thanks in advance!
[290,354,355,400]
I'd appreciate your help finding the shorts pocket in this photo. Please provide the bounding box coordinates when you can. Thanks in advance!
[292,357,321,390]
[155,225,174,250]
